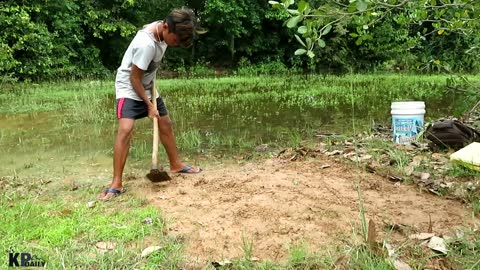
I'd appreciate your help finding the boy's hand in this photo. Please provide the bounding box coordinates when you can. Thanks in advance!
[148,104,160,119]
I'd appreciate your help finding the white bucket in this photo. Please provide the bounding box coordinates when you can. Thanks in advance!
[391,101,425,144]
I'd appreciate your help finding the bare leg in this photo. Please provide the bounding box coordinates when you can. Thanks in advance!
[99,118,135,200]
[157,115,200,173]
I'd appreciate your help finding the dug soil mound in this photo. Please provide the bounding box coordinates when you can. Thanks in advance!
[132,156,475,265]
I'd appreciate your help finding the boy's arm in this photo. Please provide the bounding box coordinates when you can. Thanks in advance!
[130,65,158,118]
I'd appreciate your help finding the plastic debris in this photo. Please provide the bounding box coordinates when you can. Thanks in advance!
[450,142,480,171]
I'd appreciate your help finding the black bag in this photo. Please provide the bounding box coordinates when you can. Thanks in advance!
[425,119,480,149]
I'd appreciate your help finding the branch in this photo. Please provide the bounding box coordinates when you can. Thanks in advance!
[374,0,410,8]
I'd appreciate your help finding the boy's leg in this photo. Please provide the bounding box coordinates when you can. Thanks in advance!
[99,118,135,200]
[157,115,201,173]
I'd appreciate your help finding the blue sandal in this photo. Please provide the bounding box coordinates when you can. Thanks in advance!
[177,166,202,174]
[100,188,126,201]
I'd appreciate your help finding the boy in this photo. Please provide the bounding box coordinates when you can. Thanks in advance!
[99,8,201,201]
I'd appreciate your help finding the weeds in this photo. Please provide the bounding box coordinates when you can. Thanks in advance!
[0,190,180,269]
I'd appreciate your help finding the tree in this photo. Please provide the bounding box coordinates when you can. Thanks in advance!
[270,0,480,66]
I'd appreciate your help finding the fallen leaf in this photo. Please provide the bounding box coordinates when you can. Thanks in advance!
[431,153,448,163]
[255,144,269,152]
[427,236,448,254]
[428,214,433,233]
[212,259,232,268]
[420,173,430,180]
[440,182,454,189]
[367,220,377,250]
[384,242,395,257]
[112,223,128,229]
[409,233,435,240]
[325,150,343,156]
[87,201,96,208]
[428,189,442,196]
[393,259,412,270]
[404,165,414,176]
[411,155,425,166]
[388,175,403,182]
[61,209,73,215]
[95,241,116,252]
[141,246,162,258]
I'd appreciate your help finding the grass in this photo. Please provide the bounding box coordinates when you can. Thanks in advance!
[1,74,478,162]
[0,183,180,269]
[1,74,479,268]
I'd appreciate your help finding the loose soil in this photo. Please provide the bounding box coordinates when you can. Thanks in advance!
[130,156,476,265]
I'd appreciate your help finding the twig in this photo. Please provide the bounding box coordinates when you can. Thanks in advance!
[469,100,480,114]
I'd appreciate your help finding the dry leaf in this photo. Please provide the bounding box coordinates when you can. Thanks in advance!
[409,233,435,240]
[428,214,433,233]
[367,220,377,250]
[325,150,343,156]
[87,201,96,208]
[95,241,116,251]
[384,242,395,257]
[427,236,448,254]
[141,246,162,257]
[420,173,431,180]
[61,209,73,215]
[393,259,413,270]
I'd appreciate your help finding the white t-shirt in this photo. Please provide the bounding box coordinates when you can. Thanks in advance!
[115,26,168,101]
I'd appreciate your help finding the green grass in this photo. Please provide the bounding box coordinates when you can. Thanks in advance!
[448,164,480,178]
[286,243,331,269]
[0,186,180,269]
[1,74,478,161]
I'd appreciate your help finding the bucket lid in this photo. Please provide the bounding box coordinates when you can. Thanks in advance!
[391,101,425,109]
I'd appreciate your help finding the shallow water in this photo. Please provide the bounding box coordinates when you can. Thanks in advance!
[0,75,474,177]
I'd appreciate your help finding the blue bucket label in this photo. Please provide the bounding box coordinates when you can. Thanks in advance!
[392,117,424,144]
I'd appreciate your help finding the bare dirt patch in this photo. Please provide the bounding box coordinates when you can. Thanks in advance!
[131,156,476,264]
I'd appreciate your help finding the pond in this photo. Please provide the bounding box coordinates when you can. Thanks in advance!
[0,74,476,177]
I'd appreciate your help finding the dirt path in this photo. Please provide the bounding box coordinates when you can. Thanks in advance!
[131,157,475,265]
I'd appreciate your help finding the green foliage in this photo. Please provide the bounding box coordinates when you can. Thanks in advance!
[0,0,180,80]
[271,0,480,73]
[2,0,480,80]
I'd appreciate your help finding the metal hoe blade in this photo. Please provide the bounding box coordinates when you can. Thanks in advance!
[146,169,171,182]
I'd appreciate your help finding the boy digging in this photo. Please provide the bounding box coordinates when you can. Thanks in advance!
[99,8,202,201]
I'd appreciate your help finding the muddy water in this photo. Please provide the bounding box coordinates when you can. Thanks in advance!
[0,77,465,177]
